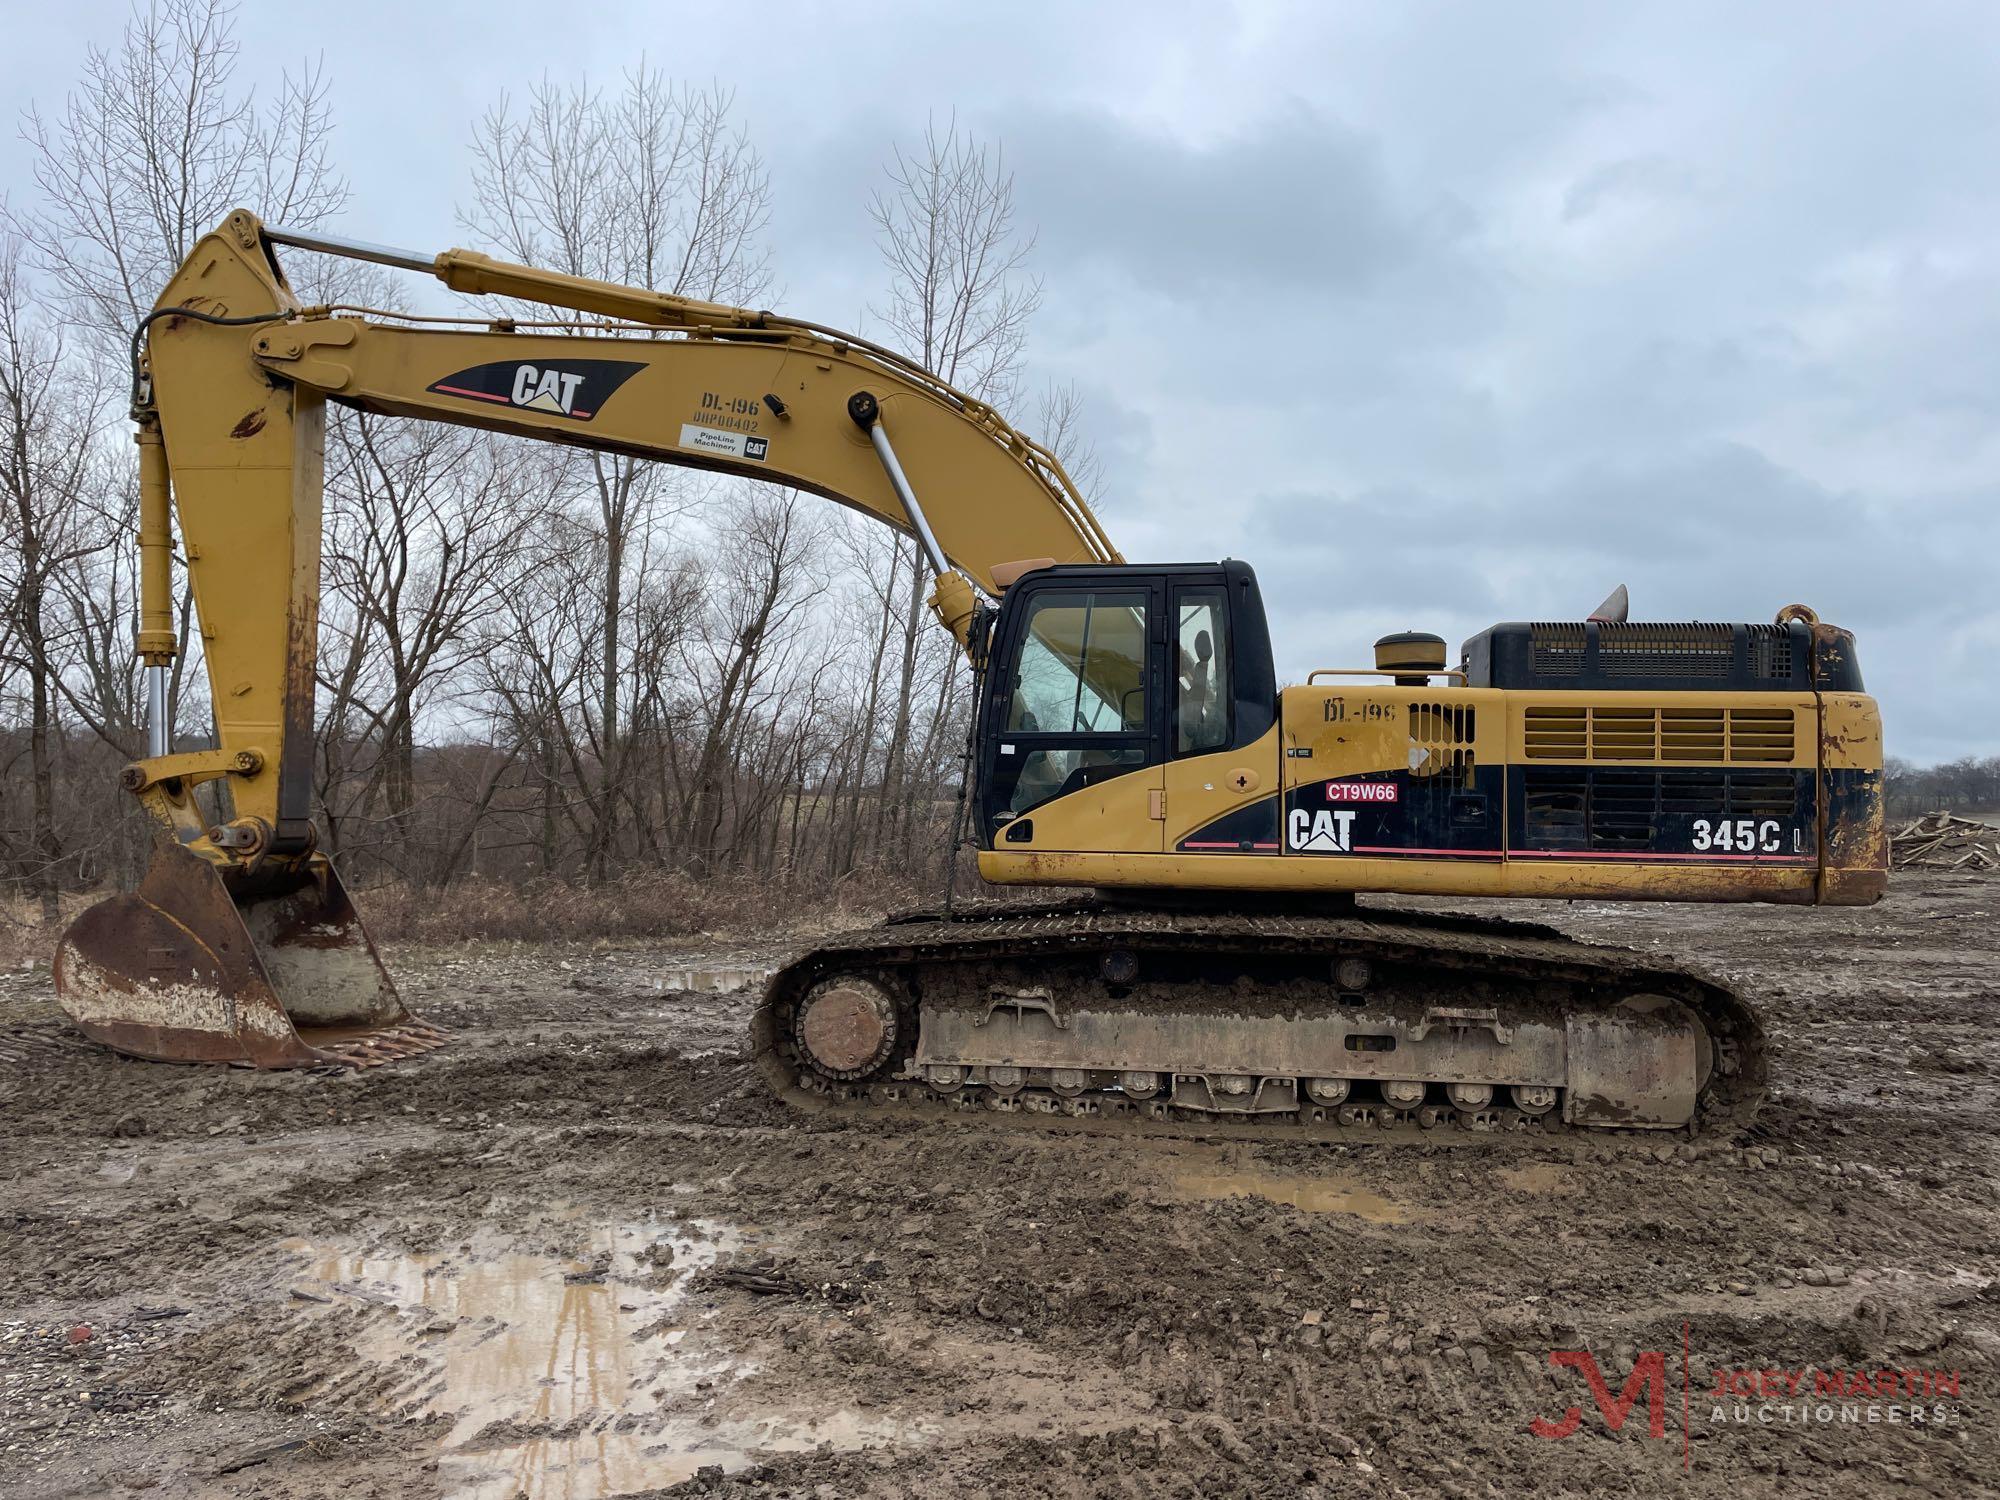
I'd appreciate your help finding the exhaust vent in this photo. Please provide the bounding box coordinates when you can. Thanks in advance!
[1530,625,1587,676]
[1596,623,1733,678]
[1473,621,1819,692]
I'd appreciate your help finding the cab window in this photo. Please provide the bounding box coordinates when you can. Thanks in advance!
[996,589,1150,817]
[1175,588,1229,753]
[1007,591,1148,734]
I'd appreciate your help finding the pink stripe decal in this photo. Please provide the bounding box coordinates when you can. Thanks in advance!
[432,383,513,404]
[1183,842,1808,864]
[1510,849,1813,863]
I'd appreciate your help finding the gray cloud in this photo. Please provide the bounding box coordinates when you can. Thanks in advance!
[1562,155,1700,223]
[1001,104,1466,299]
[4,0,1997,762]
[1246,442,1987,628]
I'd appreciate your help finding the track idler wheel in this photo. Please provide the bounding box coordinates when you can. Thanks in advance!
[795,976,898,1082]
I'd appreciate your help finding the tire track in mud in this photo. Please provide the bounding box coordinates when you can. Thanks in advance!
[1,874,1996,1497]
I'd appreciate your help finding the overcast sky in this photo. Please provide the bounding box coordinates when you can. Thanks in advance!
[5,1,1996,761]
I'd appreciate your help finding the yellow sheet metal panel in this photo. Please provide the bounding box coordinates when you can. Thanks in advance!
[1817,693,1883,769]
[977,849,1819,904]
[1161,726,1282,850]
[1280,685,1507,790]
[996,760,1164,855]
[1817,692,1887,902]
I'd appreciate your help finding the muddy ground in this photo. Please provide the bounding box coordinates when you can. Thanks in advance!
[2,873,1996,1499]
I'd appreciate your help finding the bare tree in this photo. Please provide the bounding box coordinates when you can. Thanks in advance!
[471,485,603,876]
[673,488,827,875]
[1035,379,1106,505]
[5,0,349,814]
[867,118,1042,857]
[461,68,771,876]
[317,416,547,869]
[870,118,1040,403]
[0,239,118,917]
[1886,754,2000,818]
[9,0,347,346]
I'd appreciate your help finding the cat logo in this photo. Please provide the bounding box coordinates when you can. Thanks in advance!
[426,358,644,423]
[1288,807,1356,853]
[511,364,585,414]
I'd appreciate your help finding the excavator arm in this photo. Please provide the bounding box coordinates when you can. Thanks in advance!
[144,210,1115,834]
[57,208,1117,1067]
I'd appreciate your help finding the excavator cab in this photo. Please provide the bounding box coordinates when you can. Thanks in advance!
[976,560,1277,839]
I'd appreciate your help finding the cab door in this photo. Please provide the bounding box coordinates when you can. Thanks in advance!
[1161,579,1283,853]
[979,579,1166,853]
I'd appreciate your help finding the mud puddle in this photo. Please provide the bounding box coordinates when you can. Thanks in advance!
[652,964,774,995]
[284,1217,915,1497]
[1168,1167,1417,1223]
[1497,1161,1581,1195]
[451,1408,927,1500]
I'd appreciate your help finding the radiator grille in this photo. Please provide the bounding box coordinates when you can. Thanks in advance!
[1726,707,1795,761]
[1530,625,1586,675]
[1518,621,1798,683]
[1523,706,1796,763]
[1523,705,1586,759]
[1747,626,1794,680]
[1524,768,1800,851]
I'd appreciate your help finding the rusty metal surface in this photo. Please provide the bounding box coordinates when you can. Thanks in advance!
[750,899,1766,1141]
[1562,994,1700,1127]
[54,843,444,1070]
[917,1003,1568,1087]
[798,979,896,1077]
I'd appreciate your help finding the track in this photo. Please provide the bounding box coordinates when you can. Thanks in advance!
[752,900,1766,1140]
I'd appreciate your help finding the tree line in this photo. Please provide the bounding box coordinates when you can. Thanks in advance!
[0,1,1098,922]
[1883,756,2000,821]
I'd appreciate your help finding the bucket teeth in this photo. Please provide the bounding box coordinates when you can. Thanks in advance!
[309,1024,452,1068]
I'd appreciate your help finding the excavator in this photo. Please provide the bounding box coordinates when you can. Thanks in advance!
[54,209,1886,1136]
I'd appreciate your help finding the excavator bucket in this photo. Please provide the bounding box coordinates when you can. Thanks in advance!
[54,843,445,1069]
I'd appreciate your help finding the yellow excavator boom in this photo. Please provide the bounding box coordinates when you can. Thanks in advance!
[57,208,1118,1067]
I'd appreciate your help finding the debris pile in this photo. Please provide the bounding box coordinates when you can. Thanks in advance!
[1891,812,2000,872]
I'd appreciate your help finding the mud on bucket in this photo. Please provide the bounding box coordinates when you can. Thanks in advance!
[54,842,445,1068]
